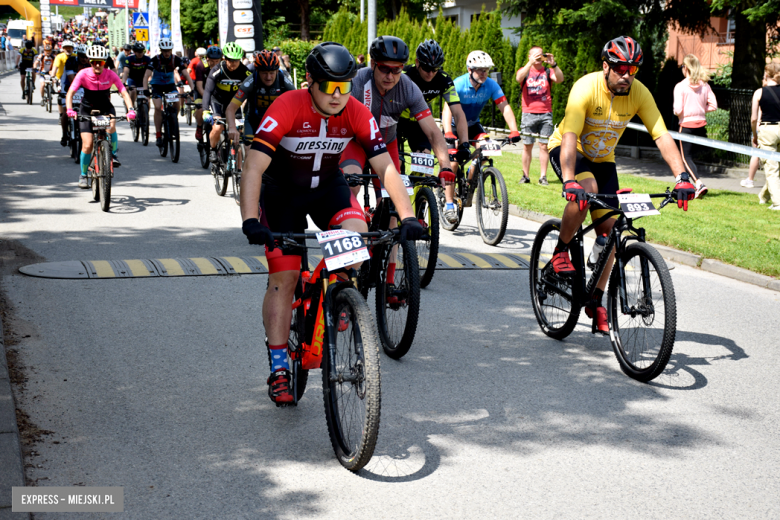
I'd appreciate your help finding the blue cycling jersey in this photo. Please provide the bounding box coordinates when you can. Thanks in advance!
[146,54,183,85]
[452,73,507,127]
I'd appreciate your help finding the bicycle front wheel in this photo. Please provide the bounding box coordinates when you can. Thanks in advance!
[529,219,581,340]
[170,117,180,163]
[375,238,421,359]
[414,187,439,288]
[131,106,139,142]
[186,105,192,126]
[90,154,100,202]
[477,166,509,246]
[322,286,381,472]
[99,140,112,212]
[141,104,149,146]
[214,147,228,196]
[608,243,676,383]
[159,117,169,157]
[232,142,245,206]
[46,87,52,113]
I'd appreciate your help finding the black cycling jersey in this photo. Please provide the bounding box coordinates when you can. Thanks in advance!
[400,66,460,119]
[233,70,295,127]
[125,54,150,84]
[146,54,184,85]
[202,61,252,112]
[19,48,37,66]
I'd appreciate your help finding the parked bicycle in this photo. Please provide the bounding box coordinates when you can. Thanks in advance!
[529,189,678,382]
[398,150,442,288]
[77,112,128,212]
[346,173,422,359]
[440,136,510,246]
[275,229,386,471]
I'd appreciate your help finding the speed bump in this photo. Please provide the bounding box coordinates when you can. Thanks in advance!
[19,252,530,280]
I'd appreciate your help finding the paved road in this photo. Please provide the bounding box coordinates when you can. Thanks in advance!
[1,71,780,519]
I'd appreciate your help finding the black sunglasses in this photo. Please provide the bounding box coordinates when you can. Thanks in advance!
[419,63,439,73]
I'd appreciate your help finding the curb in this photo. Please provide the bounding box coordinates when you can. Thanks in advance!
[506,205,780,293]
[0,305,28,517]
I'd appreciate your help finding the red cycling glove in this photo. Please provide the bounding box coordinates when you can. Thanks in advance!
[438,167,456,185]
[674,173,696,211]
[563,180,588,211]
[508,130,521,143]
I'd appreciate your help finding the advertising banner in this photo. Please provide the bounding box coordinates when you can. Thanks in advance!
[148,0,159,55]
[49,0,139,7]
[170,0,183,54]
[218,0,263,53]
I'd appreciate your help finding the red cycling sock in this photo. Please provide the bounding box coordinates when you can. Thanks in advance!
[156,131,162,138]
[387,263,396,285]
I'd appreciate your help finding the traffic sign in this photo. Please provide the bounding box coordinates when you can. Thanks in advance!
[135,28,148,41]
[133,12,149,28]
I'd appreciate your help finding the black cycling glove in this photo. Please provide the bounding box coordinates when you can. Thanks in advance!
[399,217,426,242]
[455,143,471,163]
[242,218,275,250]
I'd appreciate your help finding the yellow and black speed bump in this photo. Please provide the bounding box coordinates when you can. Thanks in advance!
[19,252,529,279]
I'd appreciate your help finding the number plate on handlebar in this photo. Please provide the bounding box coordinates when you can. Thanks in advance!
[165,92,179,103]
[618,193,660,217]
[478,140,502,157]
[316,230,371,271]
[236,119,244,128]
[380,175,415,198]
[137,93,147,100]
[410,153,435,175]
[91,116,111,128]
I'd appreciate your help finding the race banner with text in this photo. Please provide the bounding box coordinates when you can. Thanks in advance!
[217,0,263,54]
[170,0,183,54]
[48,0,138,7]
[148,0,159,56]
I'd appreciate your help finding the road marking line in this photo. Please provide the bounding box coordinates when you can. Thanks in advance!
[222,257,251,274]
[437,253,463,268]
[254,256,269,270]
[125,259,152,277]
[90,260,115,278]
[484,253,520,268]
[460,253,493,269]
[190,258,219,275]
[159,258,185,276]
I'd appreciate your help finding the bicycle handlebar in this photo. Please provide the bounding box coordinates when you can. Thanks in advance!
[583,190,676,213]
[272,229,398,249]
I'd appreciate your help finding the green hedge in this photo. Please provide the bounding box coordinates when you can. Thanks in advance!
[278,39,318,86]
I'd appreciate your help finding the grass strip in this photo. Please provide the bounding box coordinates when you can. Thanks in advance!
[490,152,780,278]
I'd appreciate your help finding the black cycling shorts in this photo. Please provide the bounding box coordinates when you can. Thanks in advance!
[150,83,177,98]
[209,99,226,118]
[78,103,116,134]
[548,146,620,219]
[398,119,431,152]
[448,122,488,143]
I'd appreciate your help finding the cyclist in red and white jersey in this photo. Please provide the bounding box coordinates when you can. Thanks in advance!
[240,42,424,406]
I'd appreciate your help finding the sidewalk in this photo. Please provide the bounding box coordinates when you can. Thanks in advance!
[0,309,26,519]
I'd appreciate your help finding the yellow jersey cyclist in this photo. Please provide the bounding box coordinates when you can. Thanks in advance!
[441,50,522,206]
[52,40,78,146]
[239,42,425,405]
[547,36,695,334]
[34,40,56,105]
[17,40,38,100]
[398,39,471,224]
[202,42,252,163]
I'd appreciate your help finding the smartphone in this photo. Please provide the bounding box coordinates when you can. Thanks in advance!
[543,53,551,58]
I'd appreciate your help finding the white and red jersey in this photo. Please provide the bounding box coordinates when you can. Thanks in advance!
[252,89,387,189]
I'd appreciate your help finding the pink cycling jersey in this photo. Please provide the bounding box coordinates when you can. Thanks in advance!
[69,67,125,109]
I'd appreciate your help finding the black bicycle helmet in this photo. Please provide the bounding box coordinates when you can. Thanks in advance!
[306,42,357,82]
[601,36,643,66]
[132,41,145,52]
[25,40,34,49]
[206,45,223,60]
[369,35,409,64]
[416,39,444,69]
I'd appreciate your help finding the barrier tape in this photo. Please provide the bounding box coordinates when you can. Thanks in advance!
[626,121,780,162]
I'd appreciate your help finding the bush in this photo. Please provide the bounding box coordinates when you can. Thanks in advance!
[279,39,318,86]
[705,108,731,162]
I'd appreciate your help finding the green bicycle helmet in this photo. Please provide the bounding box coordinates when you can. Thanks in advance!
[222,42,244,60]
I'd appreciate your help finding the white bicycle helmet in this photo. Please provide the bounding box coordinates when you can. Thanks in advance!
[61,40,75,51]
[86,45,110,60]
[159,38,174,50]
[195,47,207,57]
[76,44,88,55]
[466,50,494,69]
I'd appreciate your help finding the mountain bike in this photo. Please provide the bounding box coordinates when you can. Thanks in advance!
[42,74,54,112]
[126,86,150,145]
[155,89,182,163]
[77,112,128,212]
[211,116,245,202]
[25,69,33,105]
[440,137,510,246]
[529,190,678,382]
[274,229,387,471]
[183,93,197,126]
[346,173,421,359]
[398,150,442,288]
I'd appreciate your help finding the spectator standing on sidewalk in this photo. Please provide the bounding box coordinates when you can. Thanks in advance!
[752,63,780,210]
[515,46,563,185]
[742,73,769,188]
[673,54,717,198]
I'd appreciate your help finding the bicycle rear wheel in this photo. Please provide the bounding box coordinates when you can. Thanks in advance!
[608,243,676,383]
[186,105,192,126]
[99,140,112,212]
[199,141,210,169]
[170,117,180,163]
[288,280,308,403]
[437,186,462,232]
[214,140,228,196]
[322,286,381,472]
[71,125,80,162]
[477,166,509,246]
[414,187,439,288]
[529,219,581,340]
[90,153,100,202]
[159,116,169,157]
[375,238,420,359]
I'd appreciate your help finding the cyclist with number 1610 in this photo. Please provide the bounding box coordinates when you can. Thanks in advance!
[544,36,695,334]
[239,42,424,407]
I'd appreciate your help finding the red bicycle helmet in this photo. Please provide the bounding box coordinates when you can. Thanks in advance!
[254,50,280,71]
[601,36,643,66]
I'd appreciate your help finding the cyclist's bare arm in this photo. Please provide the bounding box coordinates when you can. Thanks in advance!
[142,69,152,91]
[121,66,129,84]
[496,100,518,133]
[441,102,453,133]
[560,132,579,183]
[196,80,204,97]
[418,115,452,169]
[450,102,469,146]
[239,149,272,221]
[368,152,415,221]
[226,98,241,142]
[654,132,686,177]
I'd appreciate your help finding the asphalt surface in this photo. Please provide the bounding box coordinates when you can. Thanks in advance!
[1,70,780,519]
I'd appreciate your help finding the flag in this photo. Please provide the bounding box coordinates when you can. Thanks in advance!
[148,0,159,56]
[218,0,228,45]
[171,0,183,53]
